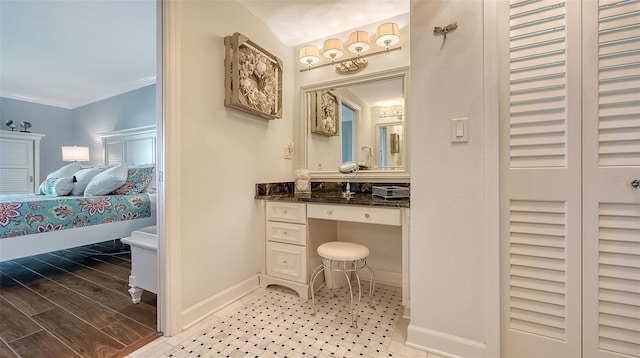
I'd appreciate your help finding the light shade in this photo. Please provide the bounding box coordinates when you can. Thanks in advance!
[299,45,320,66]
[347,31,371,55]
[322,38,344,60]
[376,22,400,48]
[62,146,90,162]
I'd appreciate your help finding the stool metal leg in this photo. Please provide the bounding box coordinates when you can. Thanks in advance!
[309,265,325,316]
[343,269,356,328]
[353,271,363,329]
[365,265,376,307]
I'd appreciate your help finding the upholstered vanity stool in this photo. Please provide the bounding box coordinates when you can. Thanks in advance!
[310,241,376,328]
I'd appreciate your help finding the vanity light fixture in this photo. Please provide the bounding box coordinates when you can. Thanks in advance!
[322,38,344,63]
[299,22,402,75]
[379,105,404,118]
[375,22,400,51]
[299,45,320,68]
[346,31,371,56]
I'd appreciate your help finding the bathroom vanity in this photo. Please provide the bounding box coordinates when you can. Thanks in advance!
[255,184,410,313]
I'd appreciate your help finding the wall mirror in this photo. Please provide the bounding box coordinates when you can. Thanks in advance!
[300,68,409,180]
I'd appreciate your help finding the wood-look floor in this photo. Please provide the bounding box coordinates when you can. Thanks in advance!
[0,241,159,358]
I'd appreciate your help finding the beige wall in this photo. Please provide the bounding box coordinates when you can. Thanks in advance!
[166,0,295,317]
[408,0,495,357]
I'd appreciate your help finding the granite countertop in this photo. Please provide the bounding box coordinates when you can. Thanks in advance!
[255,182,410,208]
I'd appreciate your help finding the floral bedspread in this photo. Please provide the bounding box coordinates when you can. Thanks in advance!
[0,193,151,239]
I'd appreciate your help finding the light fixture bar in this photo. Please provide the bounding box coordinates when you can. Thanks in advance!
[299,46,402,72]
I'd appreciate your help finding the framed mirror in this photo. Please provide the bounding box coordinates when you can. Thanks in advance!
[300,68,409,180]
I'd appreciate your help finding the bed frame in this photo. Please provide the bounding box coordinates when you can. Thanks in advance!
[0,125,157,262]
[0,217,156,261]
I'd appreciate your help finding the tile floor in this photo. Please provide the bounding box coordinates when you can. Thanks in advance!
[127,283,443,358]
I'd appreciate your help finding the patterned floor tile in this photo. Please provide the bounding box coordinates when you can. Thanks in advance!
[134,283,427,357]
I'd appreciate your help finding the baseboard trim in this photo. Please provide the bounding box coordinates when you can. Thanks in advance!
[360,267,401,287]
[180,275,259,330]
[406,324,486,358]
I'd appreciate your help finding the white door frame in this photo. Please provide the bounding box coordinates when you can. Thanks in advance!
[483,1,501,356]
[157,0,183,336]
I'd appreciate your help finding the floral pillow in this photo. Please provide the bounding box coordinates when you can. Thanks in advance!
[111,166,155,195]
[39,177,74,196]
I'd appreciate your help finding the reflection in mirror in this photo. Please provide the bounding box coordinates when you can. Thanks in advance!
[376,122,404,169]
[306,74,405,175]
[342,103,357,163]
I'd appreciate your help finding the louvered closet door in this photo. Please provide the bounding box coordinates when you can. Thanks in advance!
[499,0,583,356]
[583,0,640,357]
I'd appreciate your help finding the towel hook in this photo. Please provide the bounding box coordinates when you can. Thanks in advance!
[433,22,458,40]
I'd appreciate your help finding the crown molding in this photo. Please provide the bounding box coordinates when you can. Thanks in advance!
[0,92,73,109]
[0,76,157,109]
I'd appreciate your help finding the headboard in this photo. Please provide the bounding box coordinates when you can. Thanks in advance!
[98,125,156,166]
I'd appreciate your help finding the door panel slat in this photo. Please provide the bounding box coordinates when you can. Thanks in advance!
[509,200,568,341]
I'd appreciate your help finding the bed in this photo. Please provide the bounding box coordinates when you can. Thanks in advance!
[0,125,157,262]
[0,192,156,262]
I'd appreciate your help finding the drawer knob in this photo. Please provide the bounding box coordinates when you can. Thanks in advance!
[283,210,288,214]
[365,213,370,218]
[282,232,288,236]
[327,210,332,215]
[282,260,287,264]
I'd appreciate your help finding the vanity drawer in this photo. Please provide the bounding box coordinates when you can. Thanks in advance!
[266,221,307,246]
[266,241,307,284]
[307,204,401,226]
[266,202,307,224]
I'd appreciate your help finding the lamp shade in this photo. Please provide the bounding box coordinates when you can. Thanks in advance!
[375,22,401,48]
[322,38,344,60]
[347,31,371,55]
[62,146,90,162]
[299,45,320,65]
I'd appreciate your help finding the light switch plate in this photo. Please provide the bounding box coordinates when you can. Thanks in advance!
[283,146,292,159]
[451,118,469,143]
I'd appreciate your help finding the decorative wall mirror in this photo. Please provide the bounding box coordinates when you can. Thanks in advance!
[300,68,409,180]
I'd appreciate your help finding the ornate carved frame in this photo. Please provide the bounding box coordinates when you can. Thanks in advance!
[224,32,283,120]
[310,90,340,136]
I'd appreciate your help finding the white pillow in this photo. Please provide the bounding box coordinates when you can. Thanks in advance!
[84,163,129,196]
[70,167,106,196]
[46,162,82,179]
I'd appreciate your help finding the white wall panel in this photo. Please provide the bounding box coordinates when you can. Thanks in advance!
[168,0,295,321]
[407,0,489,356]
